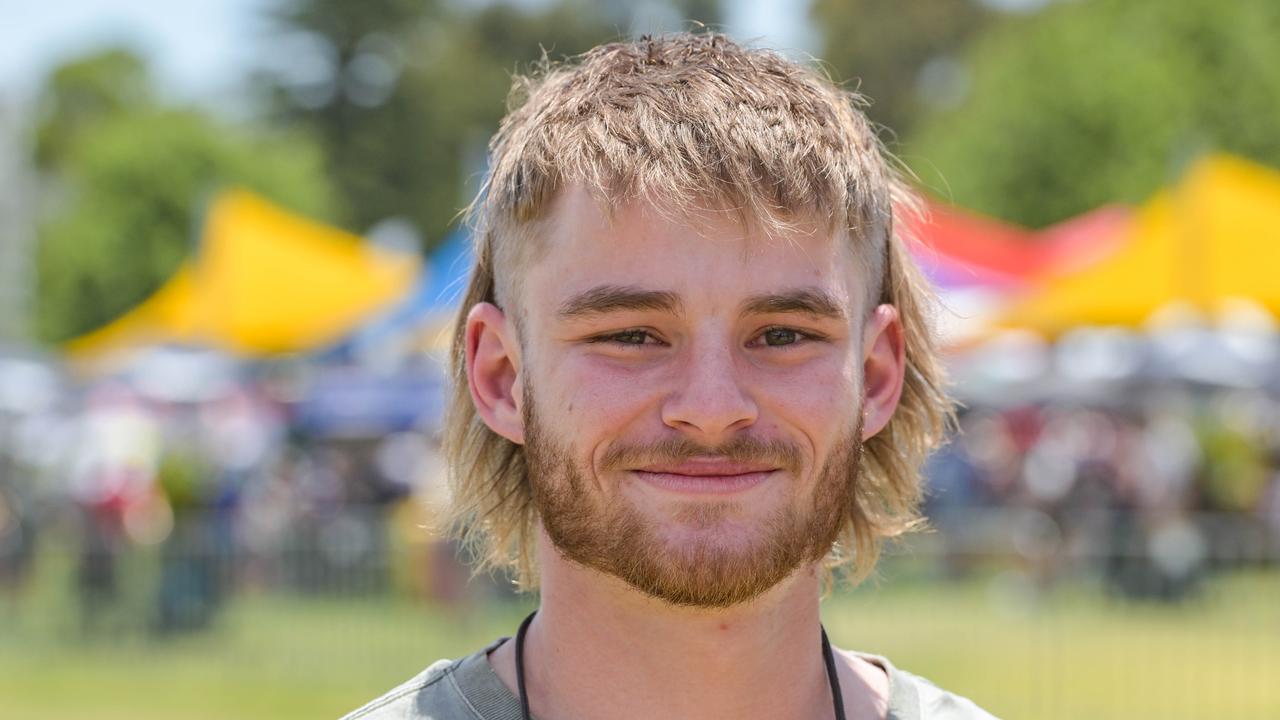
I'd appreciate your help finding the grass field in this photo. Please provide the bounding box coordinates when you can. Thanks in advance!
[2,556,1277,719]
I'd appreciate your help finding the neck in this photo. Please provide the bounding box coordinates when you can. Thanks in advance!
[492,532,843,720]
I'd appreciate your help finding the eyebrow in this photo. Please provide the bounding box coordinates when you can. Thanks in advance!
[557,285,683,319]
[556,285,848,322]
[739,288,848,320]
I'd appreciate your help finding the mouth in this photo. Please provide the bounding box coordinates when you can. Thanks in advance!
[630,458,778,495]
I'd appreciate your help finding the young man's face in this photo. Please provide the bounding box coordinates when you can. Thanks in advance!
[468,186,904,607]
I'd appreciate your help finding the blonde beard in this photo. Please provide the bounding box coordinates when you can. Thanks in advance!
[522,385,863,608]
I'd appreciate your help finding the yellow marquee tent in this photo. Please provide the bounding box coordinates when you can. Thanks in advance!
[1000,154,1280,335]
[66,190,420,364]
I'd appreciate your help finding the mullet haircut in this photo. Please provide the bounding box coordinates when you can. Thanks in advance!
[444,32,953,589]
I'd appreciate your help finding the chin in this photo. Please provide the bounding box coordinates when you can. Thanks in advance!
[654,506,769,548]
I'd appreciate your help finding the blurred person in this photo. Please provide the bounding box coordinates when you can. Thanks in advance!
[920,411,989,580]
[1259,444,1280,547]
[0,414,35,605]
[0,470,37,606]
[3,394,79,621]
[201,386,279,513]
[344,34,994,720]
[70,381,160,634]
[153,423,222,633]
[1194,391,1273,570]
[196,387,281,604]
[961,408,1027,504]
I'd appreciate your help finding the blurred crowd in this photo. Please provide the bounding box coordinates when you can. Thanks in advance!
[0,349,458,636]
[926,386,1280,600]
[2,345,1280,638]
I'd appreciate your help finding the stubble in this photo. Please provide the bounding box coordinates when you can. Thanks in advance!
[523,384,863,608]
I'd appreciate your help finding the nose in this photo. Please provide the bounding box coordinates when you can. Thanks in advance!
[660,339,758,443]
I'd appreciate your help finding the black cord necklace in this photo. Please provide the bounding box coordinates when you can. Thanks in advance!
[514,611,846,720]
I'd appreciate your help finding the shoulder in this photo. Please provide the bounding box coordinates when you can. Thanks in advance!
[891,667,1000,720]
[339,640,520,720]
[854,653,1001,720]
[337,656,471,720]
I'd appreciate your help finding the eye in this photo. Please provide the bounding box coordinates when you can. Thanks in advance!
[592,329,660,347]
[760,327,804,347]
[750,326,829,349]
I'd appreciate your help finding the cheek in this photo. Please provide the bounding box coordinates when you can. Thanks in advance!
[754,356,861,439]
[543,356,666,444]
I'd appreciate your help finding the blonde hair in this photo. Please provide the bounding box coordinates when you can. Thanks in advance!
[444,33,953,589]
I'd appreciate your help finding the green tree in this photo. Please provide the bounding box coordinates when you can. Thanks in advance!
[33,48,154,170]
[258,0,620,252]
[811,0,995,139]
[906,0,1280,226]
[33,49,336,343]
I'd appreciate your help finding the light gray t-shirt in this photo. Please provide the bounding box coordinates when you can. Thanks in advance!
[340,639,998,720]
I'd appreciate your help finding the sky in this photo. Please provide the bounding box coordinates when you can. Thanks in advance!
[2,0,268,105]
[1,0,812,108]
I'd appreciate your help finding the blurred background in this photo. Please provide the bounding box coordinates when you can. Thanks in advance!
[2,1,1279,718]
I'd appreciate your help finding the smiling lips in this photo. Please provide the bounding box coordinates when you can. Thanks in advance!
[631,458,778,494]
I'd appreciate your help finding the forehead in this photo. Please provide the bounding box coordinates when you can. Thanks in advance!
[520,186,867,316]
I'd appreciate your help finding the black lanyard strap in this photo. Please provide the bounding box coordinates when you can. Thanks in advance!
[513,611,846,720]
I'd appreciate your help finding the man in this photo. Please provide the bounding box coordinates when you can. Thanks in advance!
[344,33,995,720]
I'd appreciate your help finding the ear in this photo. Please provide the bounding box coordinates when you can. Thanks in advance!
[464,302,525,444]
[861,304,906,440]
